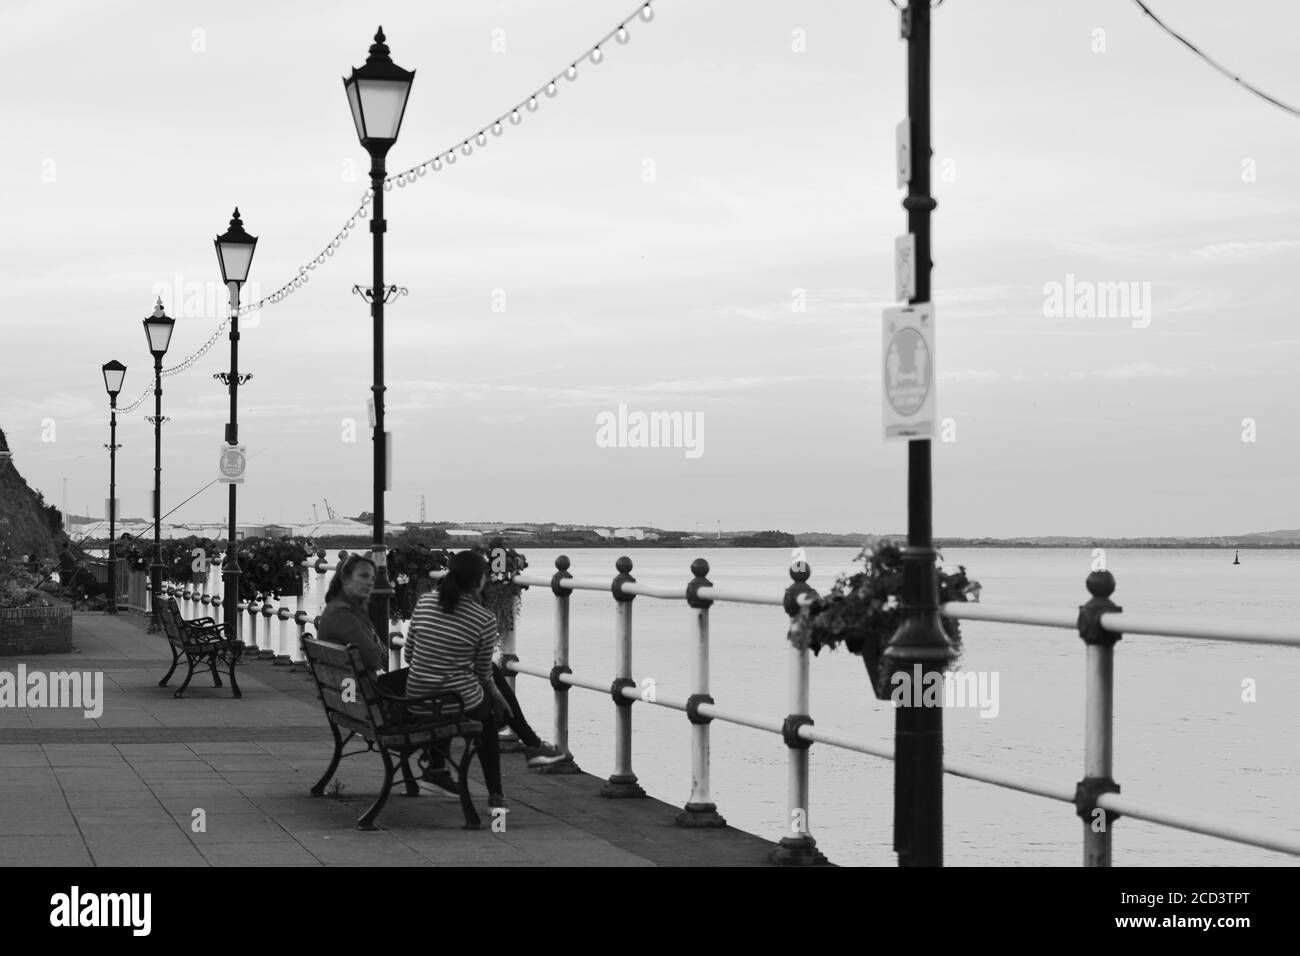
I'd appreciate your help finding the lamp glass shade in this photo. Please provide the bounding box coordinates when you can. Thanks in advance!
[143,309,175,357]
[216,241,255,284]
[346,82,365,142]
[354,77,411,142]
[102,360,126,397]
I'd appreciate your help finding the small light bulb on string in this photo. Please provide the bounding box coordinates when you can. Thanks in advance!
[461,141,472,156]
[566,63,578,81]
[640,3,653,21]
[433,157,442,171]
[417,163,428,176]
[616,25,629,44]
[527,96,538,111]
[396,176,406,187]
[510,109,522,125]
[446,150,456,164]
[492,121,503,136]
[546,80,557,97]
[476,131,488,147]
[383,179,393,191]
[590,46,603,64]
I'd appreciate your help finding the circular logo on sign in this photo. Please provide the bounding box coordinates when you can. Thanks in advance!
[219,447,246,478]
[885,327,931,416]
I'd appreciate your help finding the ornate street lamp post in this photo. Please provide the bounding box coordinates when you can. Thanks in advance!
[142,300,175,633]
[881,0,953,867]
[343,27,415,640]
[101,360,126,614]
[214,208,258,640]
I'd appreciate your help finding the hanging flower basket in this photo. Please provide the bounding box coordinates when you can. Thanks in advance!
[786,538,978,700]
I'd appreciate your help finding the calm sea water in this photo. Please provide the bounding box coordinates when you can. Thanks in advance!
[290,546,1298,867]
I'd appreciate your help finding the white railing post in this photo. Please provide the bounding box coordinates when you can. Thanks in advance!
[260,597,275,658]
[772,561,827,864]
[602,556,645,798]
[542,556,580,773]
[678,558,725,827]
[244,597,259,655]
[274,601,291,665]
[292,593,307,665]
[1076,569,1122,867]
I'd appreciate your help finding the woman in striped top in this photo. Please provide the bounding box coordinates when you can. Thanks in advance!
[406,549,511,808]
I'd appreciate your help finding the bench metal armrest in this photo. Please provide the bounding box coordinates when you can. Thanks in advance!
[374,685,470,725]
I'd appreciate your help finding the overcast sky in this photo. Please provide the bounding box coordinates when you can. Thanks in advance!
[2,0,1298,537]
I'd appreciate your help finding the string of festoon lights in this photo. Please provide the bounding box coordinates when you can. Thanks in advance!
[117,0,657,416]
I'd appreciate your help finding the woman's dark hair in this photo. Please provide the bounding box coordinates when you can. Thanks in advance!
[325,553,377,604]
[438,549,488,614]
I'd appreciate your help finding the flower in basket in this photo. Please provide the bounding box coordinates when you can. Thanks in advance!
[475,539,529,637]
[786,538,974,699]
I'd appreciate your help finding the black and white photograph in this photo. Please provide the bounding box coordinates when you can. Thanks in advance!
[0,0,1294,928]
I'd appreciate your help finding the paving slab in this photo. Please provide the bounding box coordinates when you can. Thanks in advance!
[0,612,793,867]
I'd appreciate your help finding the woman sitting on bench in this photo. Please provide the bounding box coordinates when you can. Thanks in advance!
[405,550,513,809]
[316,554,385,674]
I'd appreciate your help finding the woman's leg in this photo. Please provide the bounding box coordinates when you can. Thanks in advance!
[468,700,503,795]
[492,662,541,749]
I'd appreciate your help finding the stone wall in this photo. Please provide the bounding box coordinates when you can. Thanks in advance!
[0,604,73,655]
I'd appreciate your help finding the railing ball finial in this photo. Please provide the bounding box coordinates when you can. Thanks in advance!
[611,556,635,603]
[1086,569,1116,599]
[789,560,812,584]
[555,555,570,572]
[690,557,710,578]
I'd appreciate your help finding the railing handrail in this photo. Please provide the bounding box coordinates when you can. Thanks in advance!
[162,553,1300,864]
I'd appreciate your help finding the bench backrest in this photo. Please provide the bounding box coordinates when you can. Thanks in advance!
[159,598,186,651]
[301,636,387,737]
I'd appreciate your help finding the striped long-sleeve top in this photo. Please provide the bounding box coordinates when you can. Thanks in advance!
[405,591,498,710]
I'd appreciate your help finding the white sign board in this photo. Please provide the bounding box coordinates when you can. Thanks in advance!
[218,444,247,484]
[896,119,911,188]
[882,303,936,441]
[895,233,916,302]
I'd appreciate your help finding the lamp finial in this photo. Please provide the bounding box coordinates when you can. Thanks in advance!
[367,27,392,64]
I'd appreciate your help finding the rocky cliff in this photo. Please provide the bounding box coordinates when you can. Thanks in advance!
[0,427,64,563]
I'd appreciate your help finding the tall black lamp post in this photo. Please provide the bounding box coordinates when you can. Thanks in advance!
[142,300,175,633]
[343,26,415,640]
[214,209,257,640]
[881,0,952,867]
[101,360,126,614]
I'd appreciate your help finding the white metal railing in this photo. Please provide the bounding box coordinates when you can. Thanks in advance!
[163,551,1300,865]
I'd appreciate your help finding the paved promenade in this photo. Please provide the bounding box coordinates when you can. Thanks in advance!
[0,612,783,866]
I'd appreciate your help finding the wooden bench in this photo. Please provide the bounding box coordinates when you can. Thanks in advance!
[301,636,484,831]
[158,597,243,698]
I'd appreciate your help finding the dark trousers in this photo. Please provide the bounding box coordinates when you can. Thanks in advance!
[425,664,539,777]
[463,700,502,796]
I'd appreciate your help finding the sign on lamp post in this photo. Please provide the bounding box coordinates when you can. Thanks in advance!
[882,303,935,441]
[218,445,247,484]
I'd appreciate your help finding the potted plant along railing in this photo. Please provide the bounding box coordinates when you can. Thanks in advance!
[786,538,978,700]
[236,537,312,602]
[477,540,529,639]
[387,542,451,623]
[157,536,219,588]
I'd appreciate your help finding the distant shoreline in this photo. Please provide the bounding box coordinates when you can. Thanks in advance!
[302,536,1300,551]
